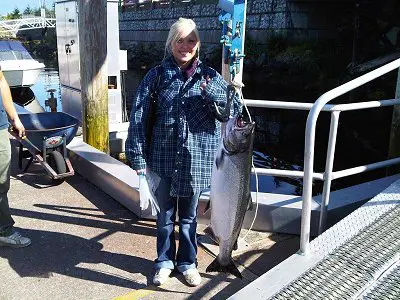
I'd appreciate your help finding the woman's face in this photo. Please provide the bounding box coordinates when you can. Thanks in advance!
[171,30,199,69]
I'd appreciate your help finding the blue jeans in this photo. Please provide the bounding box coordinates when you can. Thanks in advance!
[0,129,14,236]
[154,177,199,273]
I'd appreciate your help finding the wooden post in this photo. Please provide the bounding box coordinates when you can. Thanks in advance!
[388,68,400,164]
[78,0,109,153]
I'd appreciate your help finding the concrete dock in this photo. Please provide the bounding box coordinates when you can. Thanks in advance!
[0,137,299,300]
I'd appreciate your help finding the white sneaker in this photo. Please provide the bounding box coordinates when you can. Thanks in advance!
[0,231,31,248]
[182,269,201,286]
[153,268,172,286]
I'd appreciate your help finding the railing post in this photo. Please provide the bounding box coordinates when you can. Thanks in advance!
[299,103,323,254]
[319,110,340,234]
[300,58,400,255]
[388,67,400,172]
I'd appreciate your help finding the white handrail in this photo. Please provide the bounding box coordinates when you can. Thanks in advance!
[0,17,56,35]
[240,59,400,255]
[300,58,400,254]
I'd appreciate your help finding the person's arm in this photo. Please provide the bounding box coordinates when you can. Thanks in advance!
[125,68,158,173]
[200,68,242,121]
[0,70,25,137]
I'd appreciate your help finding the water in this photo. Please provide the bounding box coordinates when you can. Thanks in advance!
[30,60,62,112]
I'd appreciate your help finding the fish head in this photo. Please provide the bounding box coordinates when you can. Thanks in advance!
[222,114,255,154]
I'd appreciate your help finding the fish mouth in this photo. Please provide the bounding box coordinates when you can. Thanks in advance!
[222,114,255,154]
[234,115,255,132]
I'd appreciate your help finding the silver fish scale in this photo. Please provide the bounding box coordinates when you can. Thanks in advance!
[269,205,400,300]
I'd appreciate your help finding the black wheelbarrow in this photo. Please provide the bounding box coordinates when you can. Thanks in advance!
[10,112,80,180]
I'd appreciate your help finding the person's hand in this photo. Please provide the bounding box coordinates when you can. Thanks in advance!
[10,118,25,138]
[200,75,210,91]
[136,169,146,175]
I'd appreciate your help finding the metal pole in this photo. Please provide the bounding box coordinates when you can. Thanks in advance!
[388,67,400,168]
[221,19,232,82]
[231,0,247,84]
[300,58,400,255]
[218,0,247,83]
[318,111,340,234]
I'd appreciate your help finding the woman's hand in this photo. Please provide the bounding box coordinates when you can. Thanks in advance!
[136,169,146,175]
[200,75,210,91]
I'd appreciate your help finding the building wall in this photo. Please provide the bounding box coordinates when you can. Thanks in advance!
[119,0,354,46]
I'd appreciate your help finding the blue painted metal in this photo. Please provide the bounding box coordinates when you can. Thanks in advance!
[218,0,247,81]
[218,0,234,14]
[18,112,80,152]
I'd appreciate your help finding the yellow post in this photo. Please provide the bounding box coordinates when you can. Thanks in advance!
[77,0,109,153]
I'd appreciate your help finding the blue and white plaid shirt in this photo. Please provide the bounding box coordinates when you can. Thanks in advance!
[125,56,241,197]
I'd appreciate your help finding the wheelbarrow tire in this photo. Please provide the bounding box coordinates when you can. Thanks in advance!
[48,150,67,175]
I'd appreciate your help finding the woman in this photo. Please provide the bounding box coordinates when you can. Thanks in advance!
[125,18,240,286]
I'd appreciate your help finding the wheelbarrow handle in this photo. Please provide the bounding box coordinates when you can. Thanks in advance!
[21,136,38,151]
[8,123,25,138]
[8,126,36,150]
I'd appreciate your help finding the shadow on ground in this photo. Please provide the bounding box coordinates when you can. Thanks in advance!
[0,228,152,289]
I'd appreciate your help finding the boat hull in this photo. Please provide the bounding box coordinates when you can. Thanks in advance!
[1,60,45,87]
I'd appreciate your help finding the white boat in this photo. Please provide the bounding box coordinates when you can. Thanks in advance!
[0,40,45,87]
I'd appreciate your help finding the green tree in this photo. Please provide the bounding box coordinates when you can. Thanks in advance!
[6,8,21,19]
[33,8,41,16]
[32,7,55,17]
[23,5,32,15]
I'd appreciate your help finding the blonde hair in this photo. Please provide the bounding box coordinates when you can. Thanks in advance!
[165,18,200,58]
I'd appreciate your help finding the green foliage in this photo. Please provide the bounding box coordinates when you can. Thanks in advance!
[4,8,21,20]
[240,36,354,101]
[23,6,32,15]
[2,5,55,19]
[265,35,287,59]
[244,34,267,64]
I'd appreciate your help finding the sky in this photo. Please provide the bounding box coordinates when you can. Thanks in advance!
[0,0,55,17]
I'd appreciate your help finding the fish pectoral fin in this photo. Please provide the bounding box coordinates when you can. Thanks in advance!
[215,150,225,169]
[204,226,219,244]
[206,257,242,279]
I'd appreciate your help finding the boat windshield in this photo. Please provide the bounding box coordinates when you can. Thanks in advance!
[0,40,34,60]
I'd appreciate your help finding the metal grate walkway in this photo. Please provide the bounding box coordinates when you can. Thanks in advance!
[270,205,400,299]
[229,179,400,300]
[363,263,400,300]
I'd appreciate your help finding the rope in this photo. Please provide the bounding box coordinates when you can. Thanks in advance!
[232,83,259,243]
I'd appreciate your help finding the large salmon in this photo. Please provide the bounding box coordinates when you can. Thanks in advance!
[206,114,255,279]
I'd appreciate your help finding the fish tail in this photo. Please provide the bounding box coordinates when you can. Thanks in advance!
[206,257,243,279]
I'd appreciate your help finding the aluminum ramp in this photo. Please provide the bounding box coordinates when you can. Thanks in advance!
[229,178,400,300]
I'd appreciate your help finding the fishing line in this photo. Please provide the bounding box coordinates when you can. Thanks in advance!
[242,159,259,243]
[238,87,252,123]
[234,85,259,243]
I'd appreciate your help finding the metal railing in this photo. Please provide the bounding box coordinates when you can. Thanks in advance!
[0,17,56,36]
[243,58,400,255]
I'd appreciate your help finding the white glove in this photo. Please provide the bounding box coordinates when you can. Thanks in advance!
[139,174,160,216]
